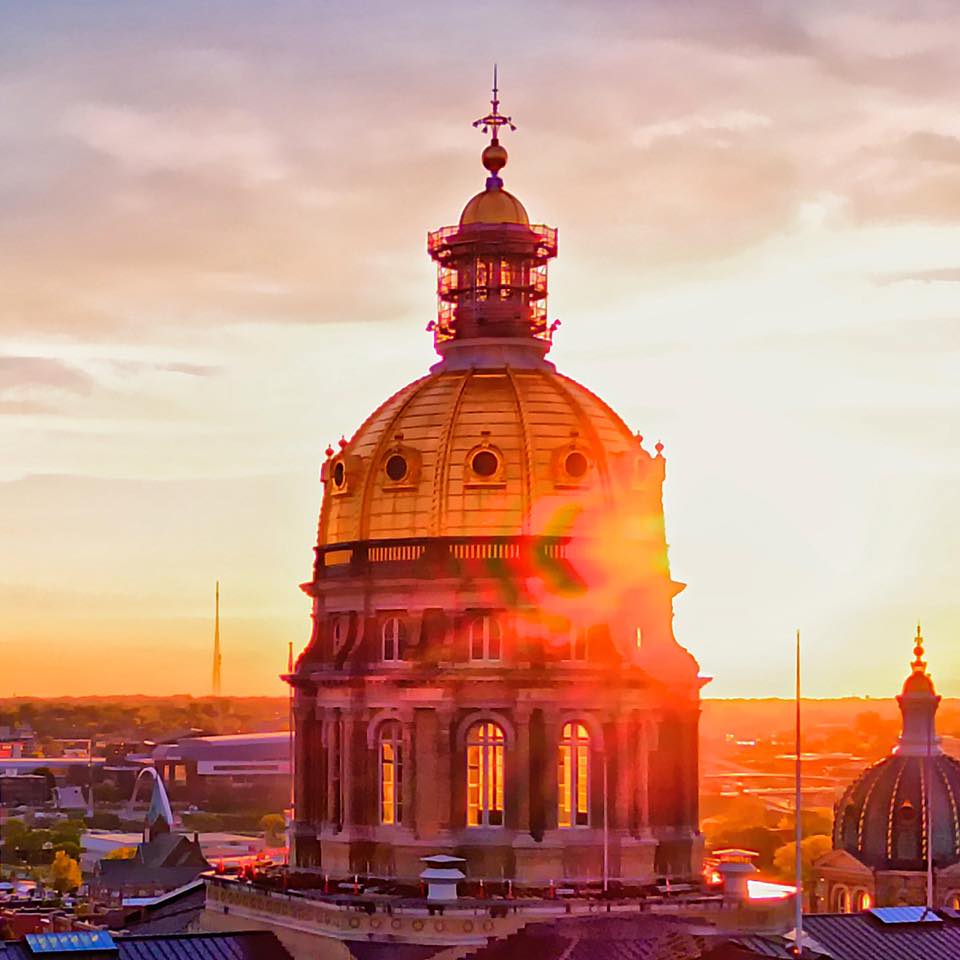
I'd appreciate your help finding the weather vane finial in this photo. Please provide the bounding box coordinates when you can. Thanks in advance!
[473,64,517,144]
[912,623,927,673]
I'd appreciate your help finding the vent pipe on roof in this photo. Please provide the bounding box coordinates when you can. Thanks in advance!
[419,854,465,901]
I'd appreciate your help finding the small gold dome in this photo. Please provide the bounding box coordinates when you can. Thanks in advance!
[460,187,529,226]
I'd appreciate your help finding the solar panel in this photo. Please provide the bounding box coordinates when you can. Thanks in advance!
[25,932,118,953]
[869,906,943,924]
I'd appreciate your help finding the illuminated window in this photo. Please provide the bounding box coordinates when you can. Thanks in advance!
[469,616,502,661]
[382,616,406,662]
[466,721,505,827]
[379,721,403,826]
[947,893,960,910]
[558,722,590,827]
[853,890,871,911]
[833,886,850,913]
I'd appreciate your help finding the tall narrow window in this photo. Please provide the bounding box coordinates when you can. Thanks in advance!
[466,721,505,827]
[379,721,402,825]
[558,722,590,828]
[382,616,406,662]
[469,615,502,662]
[562,627,588,662]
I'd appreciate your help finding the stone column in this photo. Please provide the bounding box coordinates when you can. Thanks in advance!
[401,710,415,832]
[542,710,561,831]
[615,717,634,832]
[637,718,651,835]
[437,706,455,831]
[326,712,342,830]
[512,706,532,834]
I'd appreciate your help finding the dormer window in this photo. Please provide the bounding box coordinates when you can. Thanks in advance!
[382,616,406,662]
[469,615,502,662]
[465,433,505,487]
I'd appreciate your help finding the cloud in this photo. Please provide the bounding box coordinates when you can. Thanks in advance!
[61,103,289,183]
[0,356,93,394]
[876,267,960,285]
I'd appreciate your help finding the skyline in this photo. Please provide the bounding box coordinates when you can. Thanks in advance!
[3,1,960,697]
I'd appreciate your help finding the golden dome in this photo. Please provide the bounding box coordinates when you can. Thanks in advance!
[319,366,648,545]
[460,186,529,226]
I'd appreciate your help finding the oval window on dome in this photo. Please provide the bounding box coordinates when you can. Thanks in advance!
[385,454,408,482]
[332,461,346,488]
[471,450,499,478]
[564,451,589,479]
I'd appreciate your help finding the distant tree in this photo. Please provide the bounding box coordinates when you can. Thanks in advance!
[104,846,137,860]
[52,840,81,861]
[32,767,57,799]
[776,807,834,837]
[89,812,121,830]
[182,812,226,833]
[93,781,122,803]
[260,814,286,846]
[49,849,81,893]
[1,818,27,843]
[52,819,85,845]
[706,824,783,871]
[773,834,833,894]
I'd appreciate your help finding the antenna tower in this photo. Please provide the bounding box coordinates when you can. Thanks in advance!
[212,580,222,696]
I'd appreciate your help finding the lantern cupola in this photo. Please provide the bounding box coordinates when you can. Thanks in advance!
[427,71,558,360]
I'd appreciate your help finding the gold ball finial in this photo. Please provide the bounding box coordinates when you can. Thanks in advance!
[482,142,508,176]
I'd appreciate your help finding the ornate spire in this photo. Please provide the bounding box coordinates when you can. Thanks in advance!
[897,624,940,756]
[473,66,516,189]
[912,622,926,674]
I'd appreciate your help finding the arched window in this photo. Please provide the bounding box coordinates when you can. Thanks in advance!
[382,616,406,662]
[466,721,505,827]
[946,892,960,910]
[558,722,590,827]
[833,886,850,913]
[853,889,872,911]
[469,616,502,662]
[379,721,402,825]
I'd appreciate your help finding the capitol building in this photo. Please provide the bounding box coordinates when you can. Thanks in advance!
[287,86,705,885]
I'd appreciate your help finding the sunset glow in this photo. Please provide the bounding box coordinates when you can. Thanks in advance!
[3,2,959,697]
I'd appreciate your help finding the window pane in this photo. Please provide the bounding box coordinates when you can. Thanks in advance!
[558,745,571,828]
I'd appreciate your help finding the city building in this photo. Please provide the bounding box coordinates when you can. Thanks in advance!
[815,627,960,911]
[0,931,292,960]
[288,82,704,885]
[152,733,290,811]
[92,770,211,899]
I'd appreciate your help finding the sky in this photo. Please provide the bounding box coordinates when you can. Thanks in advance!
[1,0,959,697]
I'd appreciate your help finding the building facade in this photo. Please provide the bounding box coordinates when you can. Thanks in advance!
[288,89,704,883]
[816,627,960,911]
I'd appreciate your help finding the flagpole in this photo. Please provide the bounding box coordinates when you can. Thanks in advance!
[795,629,803,957]
[927,658,934,911]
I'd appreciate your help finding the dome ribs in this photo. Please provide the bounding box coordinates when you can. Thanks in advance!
[541,373,615,504]
[357,378,430,542]
[505,367,533,534]
[885,760,906,862]
[431,372,471,538]
[938,758,960,857]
